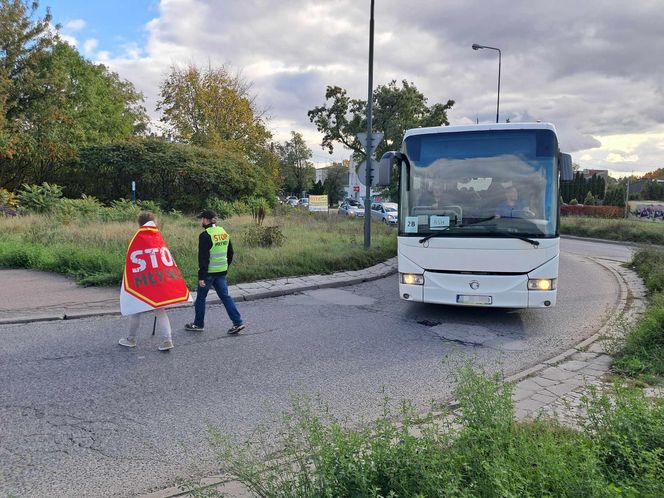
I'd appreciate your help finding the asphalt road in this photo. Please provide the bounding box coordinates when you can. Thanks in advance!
[0,239,633,497]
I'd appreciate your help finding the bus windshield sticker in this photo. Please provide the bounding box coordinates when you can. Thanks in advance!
[404,216,419,233]
[429,215,450,230]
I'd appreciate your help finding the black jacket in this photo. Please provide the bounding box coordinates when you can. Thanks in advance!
[198,223,234,280]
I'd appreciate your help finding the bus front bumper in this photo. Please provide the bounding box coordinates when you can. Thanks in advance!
[399,271,557,309]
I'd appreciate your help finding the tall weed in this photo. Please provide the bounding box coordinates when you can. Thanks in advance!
[201,367,652,497]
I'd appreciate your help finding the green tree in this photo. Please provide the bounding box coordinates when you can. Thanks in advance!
[642,180,664,201]
[323,162,348,205]
[604,183,626,207]
[0,0,57,188]
[308,80,454,162]
[276,131,315,195]
[0,1,147,188]
[157,63,271,163]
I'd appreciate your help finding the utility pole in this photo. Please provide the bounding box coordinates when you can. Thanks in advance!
[363,0,375,248]
[624,177,630,219]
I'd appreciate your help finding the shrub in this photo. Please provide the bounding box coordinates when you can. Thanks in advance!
[582,383,664,494]
[16,182,64,213]
[584,191,597,205]
[232,200,249,216]
[103,198,143,222]
[0,187,18,207]
[206,197,235,220]
[246,197,270,225]
[0,188,18,216]
[54,195,105,224]
[58,138,277,212]
[561,204,623,218]
[241,225,284,248]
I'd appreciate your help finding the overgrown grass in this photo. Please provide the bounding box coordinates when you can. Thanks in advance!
[561,216,664,244]
[0,211,396,288]
[613,248,664,382]
[194,367,664,497]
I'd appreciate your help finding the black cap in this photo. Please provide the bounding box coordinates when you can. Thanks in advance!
[196,209,217,219]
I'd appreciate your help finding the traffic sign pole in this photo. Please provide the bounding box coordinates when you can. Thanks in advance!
[364,0,375,248]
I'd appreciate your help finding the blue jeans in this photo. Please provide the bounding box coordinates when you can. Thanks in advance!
[193,275,242,328]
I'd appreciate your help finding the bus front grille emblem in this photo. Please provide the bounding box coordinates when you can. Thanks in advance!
[469,280,480,290]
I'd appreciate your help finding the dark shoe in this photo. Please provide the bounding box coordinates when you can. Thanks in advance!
[185,323,204,332]
[227,323,245,335]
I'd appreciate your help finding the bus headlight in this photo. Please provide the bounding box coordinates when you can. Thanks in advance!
[528,278,556,291]
[400,273,424,285]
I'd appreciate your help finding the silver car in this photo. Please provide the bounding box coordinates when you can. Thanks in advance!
[338,200,365,217]
[371,202,398,224]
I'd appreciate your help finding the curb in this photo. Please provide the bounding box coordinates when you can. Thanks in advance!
[0,258,398,326]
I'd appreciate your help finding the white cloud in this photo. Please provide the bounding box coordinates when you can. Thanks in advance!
[91,0,664,176]
[605,153,639,163]
[60,33,78,47]
[64,19,86,31]
[83,38,98,56]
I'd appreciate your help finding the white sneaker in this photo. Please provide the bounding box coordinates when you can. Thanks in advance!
[119,337,137,348]
[158,340,174,351]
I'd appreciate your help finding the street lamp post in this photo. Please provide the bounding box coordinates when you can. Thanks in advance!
[472,43,501,123]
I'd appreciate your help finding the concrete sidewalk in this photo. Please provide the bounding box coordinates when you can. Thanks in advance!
[0,259,399,325]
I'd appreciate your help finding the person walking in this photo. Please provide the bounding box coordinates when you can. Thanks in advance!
[118,211,191,351]
[185,209,245,334]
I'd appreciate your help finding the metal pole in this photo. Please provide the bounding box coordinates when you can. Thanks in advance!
[624,178,630,219]
[363,0,375,248]
[472,44,501,123]
[496,48,501,123]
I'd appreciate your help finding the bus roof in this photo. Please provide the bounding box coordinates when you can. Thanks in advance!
[403,122,557,140]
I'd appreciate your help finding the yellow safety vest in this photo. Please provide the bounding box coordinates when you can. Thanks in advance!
[206,226,229,273]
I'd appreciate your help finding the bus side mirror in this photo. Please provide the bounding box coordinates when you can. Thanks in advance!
[371,152,396,187]
[379,151,409,189]
[559,153,573,182]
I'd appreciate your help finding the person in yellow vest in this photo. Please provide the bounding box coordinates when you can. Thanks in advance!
[184,209,245,334]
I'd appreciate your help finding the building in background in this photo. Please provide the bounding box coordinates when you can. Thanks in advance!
[315,166,330,184]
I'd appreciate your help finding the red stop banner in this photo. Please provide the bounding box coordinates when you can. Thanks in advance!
[122,225,190,310]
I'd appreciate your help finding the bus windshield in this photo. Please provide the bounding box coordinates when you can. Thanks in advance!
[399,129,559,238]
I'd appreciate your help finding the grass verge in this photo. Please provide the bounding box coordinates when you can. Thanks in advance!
[561,216,664,244]
[612,248,664,383]
[190,366,664,497]
[0,211,396,288]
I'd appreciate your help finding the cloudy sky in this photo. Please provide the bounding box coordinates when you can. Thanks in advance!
[50,0,664,177]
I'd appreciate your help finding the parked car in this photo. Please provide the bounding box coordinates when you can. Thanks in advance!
[298,198,310,208]
[371,202,398,224]
[338,200,365,217]
[286,196,299,207]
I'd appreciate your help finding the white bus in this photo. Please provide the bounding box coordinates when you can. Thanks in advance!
[380,123,572,308]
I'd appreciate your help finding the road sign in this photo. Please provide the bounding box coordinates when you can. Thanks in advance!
[356,132,384,150]
[353,185,360,192]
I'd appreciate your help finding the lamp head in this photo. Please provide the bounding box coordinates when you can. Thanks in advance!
[472,43,482,50]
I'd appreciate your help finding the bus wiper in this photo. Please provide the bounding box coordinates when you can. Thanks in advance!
[493,231,540,247]
[418,227,463,243]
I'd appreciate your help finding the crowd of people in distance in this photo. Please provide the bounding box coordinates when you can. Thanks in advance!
[635,205,664,220]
